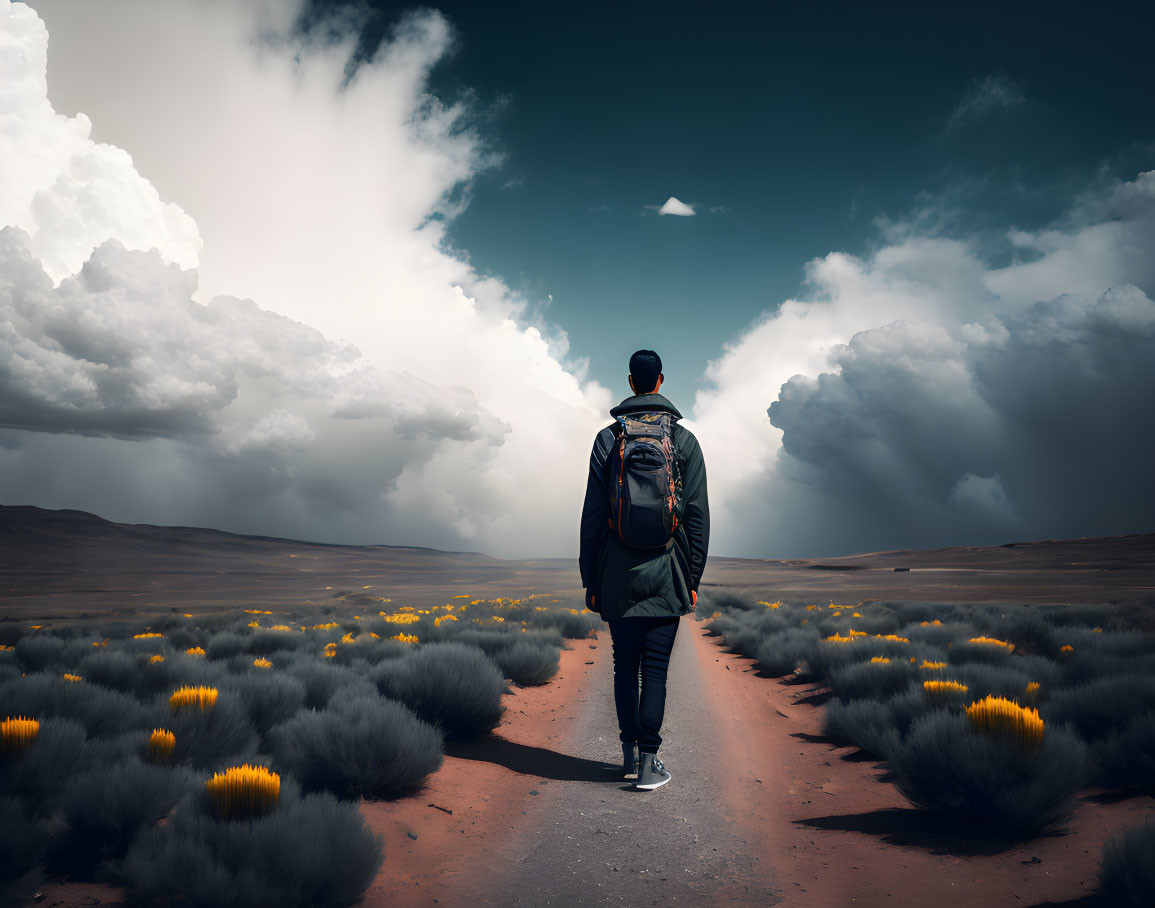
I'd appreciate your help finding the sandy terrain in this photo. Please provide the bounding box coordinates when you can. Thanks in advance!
[12,505,1154,906]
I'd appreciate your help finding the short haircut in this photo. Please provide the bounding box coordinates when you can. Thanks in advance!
[629,349,662,393]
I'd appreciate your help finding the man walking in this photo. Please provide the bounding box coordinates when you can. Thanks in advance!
[579,350,710,790]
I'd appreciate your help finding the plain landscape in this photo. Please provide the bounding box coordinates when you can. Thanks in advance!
[2,505,1154,907]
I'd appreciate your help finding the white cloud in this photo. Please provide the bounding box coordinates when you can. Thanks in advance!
[946,74,1025,131]
[694,171,1155,556]
[0,0,611,556]
[657,196,695,216]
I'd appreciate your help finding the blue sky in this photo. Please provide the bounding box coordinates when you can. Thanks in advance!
[312,0,1155,395]
[2,0,1153,557]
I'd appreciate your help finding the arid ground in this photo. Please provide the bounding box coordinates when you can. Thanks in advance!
[5,505,1153,907]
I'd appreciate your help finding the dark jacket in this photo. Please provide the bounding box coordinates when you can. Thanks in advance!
[579,393,710,621]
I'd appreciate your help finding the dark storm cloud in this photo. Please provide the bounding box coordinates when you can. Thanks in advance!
[767,285,1155,551]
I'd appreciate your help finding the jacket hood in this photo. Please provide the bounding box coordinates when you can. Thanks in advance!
[609,393,683,420]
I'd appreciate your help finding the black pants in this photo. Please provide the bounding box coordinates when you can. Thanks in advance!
[608,616,679,754]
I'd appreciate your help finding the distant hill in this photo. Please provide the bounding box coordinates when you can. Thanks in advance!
[1,504,1151,620]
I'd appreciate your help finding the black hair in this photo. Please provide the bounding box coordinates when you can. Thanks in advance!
[629,350,662,393]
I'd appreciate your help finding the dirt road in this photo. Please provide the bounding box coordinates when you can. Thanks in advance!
[362,619,1153,908]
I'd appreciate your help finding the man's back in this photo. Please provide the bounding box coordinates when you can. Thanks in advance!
[579,391,709,622]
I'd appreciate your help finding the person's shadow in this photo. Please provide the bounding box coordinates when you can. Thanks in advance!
[446,733,621,783]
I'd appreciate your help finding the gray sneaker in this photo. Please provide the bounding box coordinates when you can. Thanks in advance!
[635,752,671,790]
[622,742,640,780]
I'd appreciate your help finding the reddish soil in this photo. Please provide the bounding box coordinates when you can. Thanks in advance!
[689,624,1154,907]
[357,639,604,906]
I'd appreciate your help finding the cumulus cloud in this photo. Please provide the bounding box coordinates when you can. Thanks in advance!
[0,1,609,555]
[0,6,200,279]
[694,171,1155,556]
[656,196,695,216]
[945,74,1025,131]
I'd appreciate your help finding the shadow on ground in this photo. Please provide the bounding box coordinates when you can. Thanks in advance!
[794,807,1057,857]
[446,733,618,783]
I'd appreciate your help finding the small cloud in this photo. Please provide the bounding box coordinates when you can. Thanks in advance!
[945,75,1025,132]
[501,176,524,190]
[658,196,696,217]
[587,204,611,213]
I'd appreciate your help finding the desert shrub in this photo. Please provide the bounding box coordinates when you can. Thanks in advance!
[699,589,758,612]
[206,633,248,661]
[269,693,442,799]
[329,635,408,666]
[161,693,259,769]
[830,658,916,702]
[281,657,376,709]
[0,795,51,906]
[0,717,87,805]
[1000,611,1059,656]
[1097,817,1155,907]
[230,672,307,737]
[245,630,307,657]
[1045,676,1155,742]
[1094,710,1155,791]
[949,637,1017,665]
[0,673,148,737]
[122,779,383,908]
[752,628,819,676]
[52,758,195,880]
[78,650,140,694]
[905,620,977,649]
[528,608,601,639]
[14,634,90,672]
[821,697,903,759]
[494,640,560,685]
[0,648,21,685]
[888,710,1086,834]
[165,628,199,650]
[372,642,505,739]
[951,663,1035,701]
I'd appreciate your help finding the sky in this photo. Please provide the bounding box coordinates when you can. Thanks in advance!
[1,0,1153,558]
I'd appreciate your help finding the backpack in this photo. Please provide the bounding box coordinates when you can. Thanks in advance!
[607,411,684,549]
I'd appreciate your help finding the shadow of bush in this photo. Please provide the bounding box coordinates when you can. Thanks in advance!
[1097,816,1155,907]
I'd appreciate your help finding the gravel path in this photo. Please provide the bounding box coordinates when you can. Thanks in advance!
[486,620,783,906]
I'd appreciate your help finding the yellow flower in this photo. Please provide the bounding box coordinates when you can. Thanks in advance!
[63,673,83,682]
[875,634,909,643]
[392,633,419,644]
[149,654,165,664]
[966,695,1044,747]
[968,636,1015,653]
[1,716,40,756]
[919,660,947,670]
[133,632,164,639]
[169,686,218,712]
[870,656,890,664]
[205,764,280,820]
[852,612,862,618]
[148,728,175,762]
[920,619,943,627]
[755,601,783,609]
[253,658,273,669]
[1060,644,1074,653]
[434,614,459,627]
[324,643,338,658]
[823,633,858,644]
[923,679,968,699]
[186,646,206,656]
